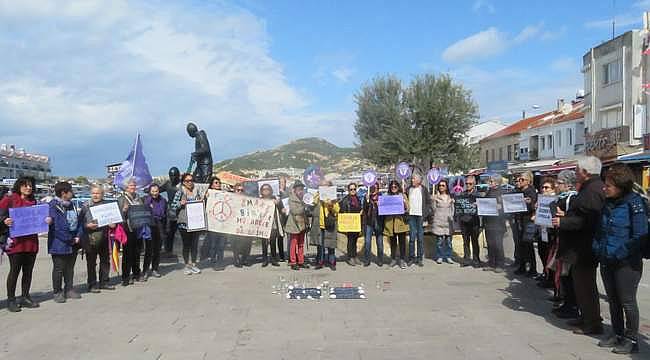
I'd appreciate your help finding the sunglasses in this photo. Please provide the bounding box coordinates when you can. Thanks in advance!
[349,188,357,191]
[517,178,527,182]
[235,189,243,192]
[542,185,553,190]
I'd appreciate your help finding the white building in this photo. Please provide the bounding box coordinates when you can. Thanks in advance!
[467,119,507,145]
[0,144,52,180]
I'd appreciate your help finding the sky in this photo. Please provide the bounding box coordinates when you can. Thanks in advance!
[1,0,649,176]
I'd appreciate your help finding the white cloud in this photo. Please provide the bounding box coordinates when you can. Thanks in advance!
[584,13,641,29]
[442,27,509,63]
[540,26,567,41]
[472,0,495,14]
[331,67,355,83]
[514,23,543,44]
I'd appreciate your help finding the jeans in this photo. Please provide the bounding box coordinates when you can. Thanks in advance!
[143,222,162,272]
[180,229,198,264]
[86,237,110,288]
[485,229,505,268]
[52,253,77,294]
[206,232,226,263]
[601,261,643,340]
[408,215,424,261]
[460,221,480,261]
[6,253,36,300]
[316,229,336,265]
[435,235,452,260]
[364,225,384,262]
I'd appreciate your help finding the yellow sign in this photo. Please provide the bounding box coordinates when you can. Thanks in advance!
[338,213,361,233]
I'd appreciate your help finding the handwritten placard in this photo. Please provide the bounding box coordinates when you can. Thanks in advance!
[476,198,498,217]
[502,193,527,213]
[454,195,476,216]
[8,204,49,238]
[338,213,361,233]
[258,179,280,196]
[127,204,152,229]
[378,195,405,215]
[318,186,337,201]
[535,196,557,227]
[205,190,275,238]
[186,201,206,232]
[89,202,123,227]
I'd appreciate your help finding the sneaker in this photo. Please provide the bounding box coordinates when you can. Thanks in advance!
[612,337,639,354]
[399,261,407,269]
[88,286,101,294]
[363,261,371,267]
[19,296,40,308]
[191,265,201,274]
[389,260,398,267]
[291,264,300,270]
[142,274,149,282]
[314,263,323,270]
[121,280,130,287]
[99,284,116,290]
[444,258,455,265]
[53,293,66,303]
[493,267,505,274]
[300,263,310,269]
[66,290,81,299]
[346,259,356,266]
[7,299,22,312]
[271,261,280,267]
[152,270,162,278]
[184,267,193,275]
[598,335,622,348]
[330,264,337,271]
[435,258,443,264]
[353,257,363,266]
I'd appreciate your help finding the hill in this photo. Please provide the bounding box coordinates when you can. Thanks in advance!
[213,138,372,176]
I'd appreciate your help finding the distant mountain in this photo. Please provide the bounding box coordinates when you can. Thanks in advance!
[213,137,373,176]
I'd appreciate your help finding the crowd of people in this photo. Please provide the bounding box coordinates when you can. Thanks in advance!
[0,155,647,354]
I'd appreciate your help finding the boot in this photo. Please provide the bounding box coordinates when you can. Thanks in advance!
[7,299,21,312]
[19,295,39,308]
[597,335,621,348]
[612,337,639,354]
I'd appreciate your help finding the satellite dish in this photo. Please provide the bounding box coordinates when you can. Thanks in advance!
[531,105,540,110]
[561,103,573,115]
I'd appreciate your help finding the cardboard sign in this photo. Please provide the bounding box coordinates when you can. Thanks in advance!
[453,195,476,216]
[258,179,280,196]
[127,204,152,229]
[396,162,412,180]
[476,198,498,217]
[535,196,557,227]
[318,186,337,201]
[89,202,123,227]
[338,213,361,233]
[185,201,206,232]
[8,204,49,238]
[205,190,275,238]
[378,195,405,215]
[502,193,527,213]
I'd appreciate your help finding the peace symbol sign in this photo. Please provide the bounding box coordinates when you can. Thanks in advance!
[210,199,232,222]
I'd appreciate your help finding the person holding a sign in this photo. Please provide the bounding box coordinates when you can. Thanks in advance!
[457,176,481,267]
[0,176,45,312]
[514,171,538,277]
[48,182,84,303]
[482,174,506,273]
[383,180,409,269]
[204,176,228,270]
[118,178,146,285]
[260,183,283,267]
[339,182,363,266]
[362,185,384,267]
[406,173,431,267]
[284,180,309,270]
[230,183,253,268]
[432,179,455,264]
[535,178,557,289]
[170,173,203,275]
[313,186,340,271]
[79,185,116,293]
[143,184,166,279]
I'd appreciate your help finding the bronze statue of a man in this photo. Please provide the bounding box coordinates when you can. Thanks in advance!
[187,122,213,183]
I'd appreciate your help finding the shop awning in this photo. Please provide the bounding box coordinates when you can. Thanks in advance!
[508,159,560,173]
[617,151,650,163]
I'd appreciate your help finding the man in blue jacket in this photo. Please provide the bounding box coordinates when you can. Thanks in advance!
[48,181,84,303]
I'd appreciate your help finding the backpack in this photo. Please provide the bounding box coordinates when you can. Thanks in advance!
[324,209,336,232]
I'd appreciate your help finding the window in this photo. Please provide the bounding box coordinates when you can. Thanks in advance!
[514,144,519,159]
[507,145,512,161]
[485,150,489,164]
[548,135,553,150]
[541,136,545,150]
[600,108,622,129]
[568,128,573,145]
[491,149,495,161]
[498,147,503,160]
[603,59,622,85]
[556,130,562,147]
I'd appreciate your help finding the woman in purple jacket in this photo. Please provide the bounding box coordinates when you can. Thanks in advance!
[143,183,166,279]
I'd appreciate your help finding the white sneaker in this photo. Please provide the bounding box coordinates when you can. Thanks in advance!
[435,258,443,264]
[445,259,455,265]
[184,267,193,275]
[190,265,201,274]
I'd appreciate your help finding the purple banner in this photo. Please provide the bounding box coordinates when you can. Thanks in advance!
[8,204,49,238]
[396,162,412,180]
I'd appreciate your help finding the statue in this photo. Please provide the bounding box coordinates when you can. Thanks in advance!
[186,122,213,183]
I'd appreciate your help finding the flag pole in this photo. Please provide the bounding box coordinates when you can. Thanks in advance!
[131,133,139,179]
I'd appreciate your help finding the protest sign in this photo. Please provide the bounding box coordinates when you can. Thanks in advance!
[396,162,412,180]
[502,193,528,213]
[303,165,323,189]
[303,192,315,205]
[186,201,206,232]
[476,198,498,216]
[242,181,259,197]
[378,195,405,215]
[89,202,123,227]
[338,213,361,232]
[535,196,557,227]
[205,190,275,238]
[453,195,476,216]
[8,204,49,238]
[258,179,280,196]
[126,205,152,229]
[318,186,337,201]
[281,198,289,211]
[427,168,441,185]
[362,170,377,187]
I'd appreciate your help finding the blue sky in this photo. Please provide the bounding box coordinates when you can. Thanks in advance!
[1,0,649,176]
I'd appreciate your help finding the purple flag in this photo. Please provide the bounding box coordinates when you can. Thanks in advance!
[113,133,153,190]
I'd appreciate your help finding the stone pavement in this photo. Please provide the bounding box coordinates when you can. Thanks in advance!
[0,233,649,360]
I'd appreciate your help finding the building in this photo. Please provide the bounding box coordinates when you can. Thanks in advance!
[0,144,52,181]
[518,100,585,161]
[582,23,648,161]
[466,119,507,145]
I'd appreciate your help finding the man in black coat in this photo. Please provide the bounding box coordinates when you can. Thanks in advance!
[552,156,605,335]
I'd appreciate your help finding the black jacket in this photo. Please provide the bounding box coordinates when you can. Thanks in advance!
[339,194,362,213]
[558,176,605,266]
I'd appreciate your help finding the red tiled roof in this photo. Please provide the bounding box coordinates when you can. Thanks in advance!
[480,102,584,142]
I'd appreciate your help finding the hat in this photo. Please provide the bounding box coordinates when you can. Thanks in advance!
[292,180,305,189]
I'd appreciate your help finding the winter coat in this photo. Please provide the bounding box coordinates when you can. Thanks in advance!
[431,194,454,236]
[0,193,40,254]
[48,198,83,255]
[555,191,578,259]
[594,192,647,264]
[383,193,410,237]
[284,191,307,234]
[363,193,383,230]
[558,176,606,266]
[170,186,201,230]
[79,199,111,249]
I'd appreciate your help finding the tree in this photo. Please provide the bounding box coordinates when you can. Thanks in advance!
[354,73,479,173]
